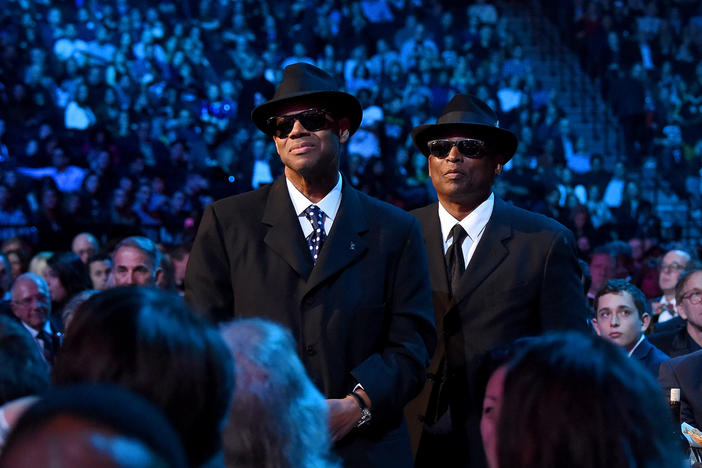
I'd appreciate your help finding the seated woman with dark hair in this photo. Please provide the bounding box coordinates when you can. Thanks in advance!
[484,332,685,468]
[52,287,235,468]
[44,252,91,330]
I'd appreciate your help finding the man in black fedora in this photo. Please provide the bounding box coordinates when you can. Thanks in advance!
[405,94,588,467]
[185,63,435,467]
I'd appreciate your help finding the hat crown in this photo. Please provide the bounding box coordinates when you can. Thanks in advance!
[273,63,339,100]
[435,94,501,128]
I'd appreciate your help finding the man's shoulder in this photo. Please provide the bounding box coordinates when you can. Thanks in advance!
[495,199,570,235]
[649,326,692,356]
[352,188,419,230]
[641,337,670,362]
[209,183,273,216]
[649,327,681,346]
[409,202,438,222]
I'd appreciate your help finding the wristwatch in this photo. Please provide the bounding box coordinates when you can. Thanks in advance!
[348,390,372,428]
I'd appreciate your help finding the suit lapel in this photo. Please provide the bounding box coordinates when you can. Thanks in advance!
[303,183,368,296]
[262,178,313,279]
[630,337,650,361]
[453,198,512,304]
[416,204,450,296]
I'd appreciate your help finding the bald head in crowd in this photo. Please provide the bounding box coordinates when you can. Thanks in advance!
[112,237,163,287]
[71,233,99,264]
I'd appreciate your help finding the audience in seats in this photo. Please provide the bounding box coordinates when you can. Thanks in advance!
[490,332,684,468]
[52,287,234,467]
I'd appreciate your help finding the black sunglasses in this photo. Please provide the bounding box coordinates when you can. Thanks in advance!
[427,138,487,159]
[265,109,336,138]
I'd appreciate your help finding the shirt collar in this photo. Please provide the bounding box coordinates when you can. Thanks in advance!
[21,320,50,338]
[437,193,494,242]
[286,173,342,221]
[628,334,646,357]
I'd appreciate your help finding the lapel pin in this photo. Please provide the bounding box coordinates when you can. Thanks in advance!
[349,241,355,250]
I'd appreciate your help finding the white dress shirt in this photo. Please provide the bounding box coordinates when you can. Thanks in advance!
[657,296,678,323]
[437,193,494,269]
[286,173,342,238]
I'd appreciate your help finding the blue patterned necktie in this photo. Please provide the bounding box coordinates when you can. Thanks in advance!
[304,205,326,264]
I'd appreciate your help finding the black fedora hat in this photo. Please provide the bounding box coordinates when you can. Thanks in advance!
[251,63,363,136]
[411,94,518,162]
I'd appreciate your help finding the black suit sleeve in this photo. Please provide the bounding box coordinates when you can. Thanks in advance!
[184,204,234,322]
[350,216,436,423]
[539,229,590,332]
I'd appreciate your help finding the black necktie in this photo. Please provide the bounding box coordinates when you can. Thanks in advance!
[37,330,55,365]
[446,224,467,296]
[304,205,326,264]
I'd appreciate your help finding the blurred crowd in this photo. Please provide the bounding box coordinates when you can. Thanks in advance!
[1,1,702,465]
[0,0,699,259]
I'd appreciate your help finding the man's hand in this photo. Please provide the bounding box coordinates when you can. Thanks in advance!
[326,395,361,441]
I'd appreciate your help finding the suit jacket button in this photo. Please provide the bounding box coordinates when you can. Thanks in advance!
[305,345,317,356]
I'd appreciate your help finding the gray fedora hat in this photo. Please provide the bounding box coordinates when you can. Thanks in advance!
[251,63,363,136]
[411,94,518,163]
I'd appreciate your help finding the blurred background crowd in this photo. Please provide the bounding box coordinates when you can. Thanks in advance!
[0,0,701,300]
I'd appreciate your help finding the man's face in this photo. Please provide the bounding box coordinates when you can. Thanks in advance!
[681,272,702,332]
[271,102,348,185]
[11,278,50,330]
[427,135,502,206]
[112,247,155,286]
[589,253,615,292]
[659,250,690,293]
[594,291,647,351]
[72,235,96,264]
[89,259,112,290]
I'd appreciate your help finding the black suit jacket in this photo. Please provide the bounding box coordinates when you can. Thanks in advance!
[409,197,589,467]
[659,349,702,428]
[650,326,702,358]
[185,177,436,467]
[631,337,669,377]
[653,316,685,334]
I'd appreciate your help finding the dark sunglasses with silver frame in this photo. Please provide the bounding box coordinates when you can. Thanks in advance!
[265,109,337,138]
[427,138,487,159]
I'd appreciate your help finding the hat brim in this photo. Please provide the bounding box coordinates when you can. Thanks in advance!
[412,122,518,163]
[251,90,363,137]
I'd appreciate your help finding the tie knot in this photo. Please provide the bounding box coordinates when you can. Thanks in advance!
[304,205,324,228]
[450,224,467,246]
